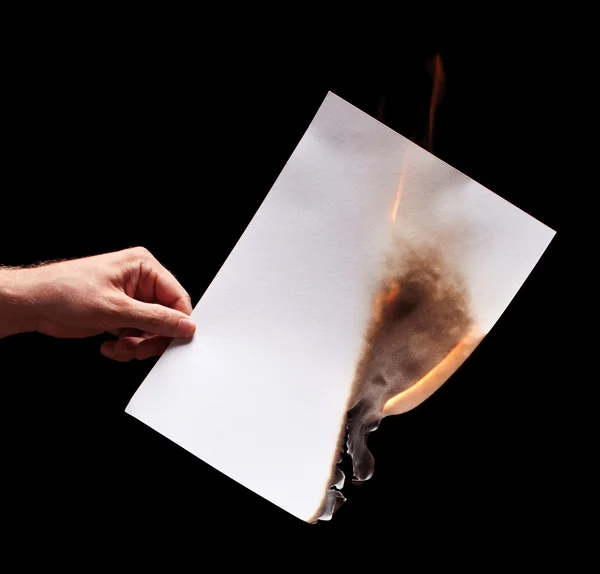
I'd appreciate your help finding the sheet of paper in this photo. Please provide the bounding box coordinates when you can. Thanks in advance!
[125,92,555,522]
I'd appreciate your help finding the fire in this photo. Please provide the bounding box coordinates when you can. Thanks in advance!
[373,280,401,322]
[390,166,407,225]
[382,64,474,418]
[382,329,481,416]
[425,53,446,153]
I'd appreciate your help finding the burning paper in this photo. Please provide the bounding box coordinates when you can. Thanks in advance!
[125,92,555,522]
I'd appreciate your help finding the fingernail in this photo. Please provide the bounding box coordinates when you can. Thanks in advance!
[177,318,196,338]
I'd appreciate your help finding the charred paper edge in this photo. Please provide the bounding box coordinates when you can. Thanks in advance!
[307,415,349,523]
[309,245,486,522]
[310,334,483,523]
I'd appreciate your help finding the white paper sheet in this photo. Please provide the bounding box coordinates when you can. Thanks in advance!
[125,92,555,522]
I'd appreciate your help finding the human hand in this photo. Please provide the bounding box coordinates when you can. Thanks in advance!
[0,247,196,361]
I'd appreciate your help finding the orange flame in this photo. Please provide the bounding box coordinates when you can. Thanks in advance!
[391,160,409,225]
[382,329,481,416]
[425,53,446,153]
[373,280,401,323]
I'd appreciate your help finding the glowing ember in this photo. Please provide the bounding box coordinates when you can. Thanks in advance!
[374,280,401,322]
[382,329,481,416]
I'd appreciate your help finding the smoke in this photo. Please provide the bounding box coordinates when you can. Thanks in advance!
[346,247,473,483]
[314,247,474,521]
[347,248,472,488]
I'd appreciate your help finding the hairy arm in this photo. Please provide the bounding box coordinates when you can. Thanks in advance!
[0,248,196,361]
[0,267,39,338]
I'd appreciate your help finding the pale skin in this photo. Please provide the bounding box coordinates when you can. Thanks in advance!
[0,247,196,362]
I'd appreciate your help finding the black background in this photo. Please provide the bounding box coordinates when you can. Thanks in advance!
[1,20,566,560]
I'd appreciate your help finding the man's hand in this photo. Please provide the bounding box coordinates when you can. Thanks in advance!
[0,247,196,361]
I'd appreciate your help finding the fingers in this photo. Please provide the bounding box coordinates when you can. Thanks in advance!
[113,296,196,339]
[100,338,139,362]
[108,328,145,338]
[155,270,193,315]
[100,334,172,362]
[135,335,171,360]
[105,248,196,357]
[133,249,193,315]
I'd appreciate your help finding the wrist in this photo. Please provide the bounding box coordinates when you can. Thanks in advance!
[0,268,41,337]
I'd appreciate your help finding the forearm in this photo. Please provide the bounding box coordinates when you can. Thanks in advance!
[0,268,39,338]
[1,249,195,359]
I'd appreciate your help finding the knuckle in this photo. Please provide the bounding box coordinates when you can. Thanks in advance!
[129,246,152,260]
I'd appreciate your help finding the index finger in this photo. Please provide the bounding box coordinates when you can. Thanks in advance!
[154,264,193,315]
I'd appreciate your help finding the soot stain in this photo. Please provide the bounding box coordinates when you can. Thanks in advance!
[314,246,474,521]
[346,246,473,483]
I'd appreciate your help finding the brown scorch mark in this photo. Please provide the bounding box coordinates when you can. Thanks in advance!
[313,247,480,521]
[346,247,475,483]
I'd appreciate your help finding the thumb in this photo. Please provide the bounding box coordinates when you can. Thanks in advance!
[116,298,196,339]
